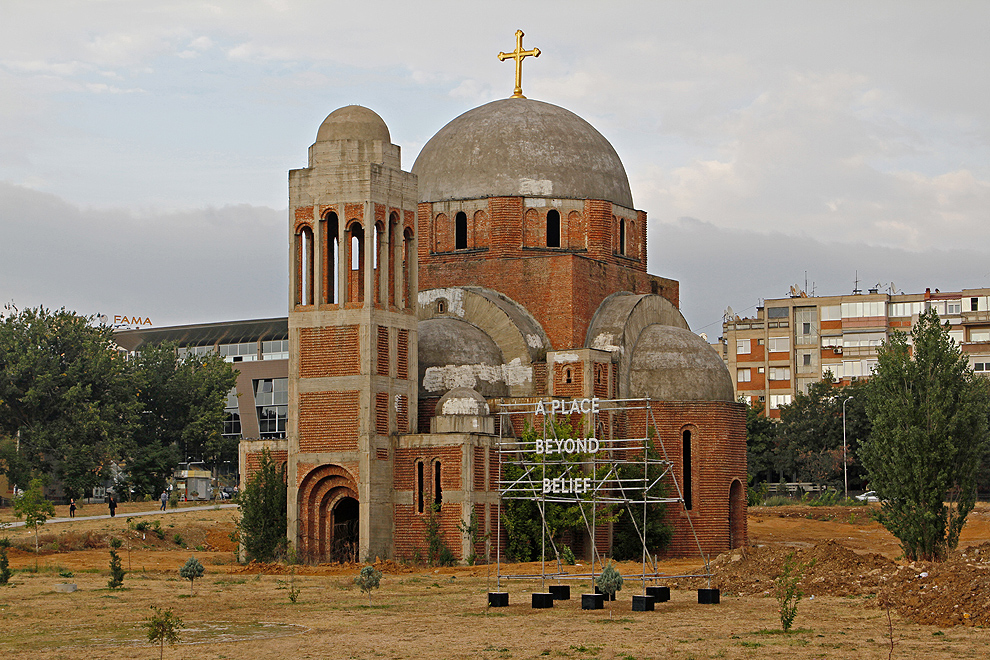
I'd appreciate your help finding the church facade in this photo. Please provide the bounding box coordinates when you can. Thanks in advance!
[275,86,747,564]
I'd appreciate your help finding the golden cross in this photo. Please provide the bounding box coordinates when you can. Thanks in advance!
[498,30,540,99]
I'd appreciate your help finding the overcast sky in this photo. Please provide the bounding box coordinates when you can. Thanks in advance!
[2,1,988,336]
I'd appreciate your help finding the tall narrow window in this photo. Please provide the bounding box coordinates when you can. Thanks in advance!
[434,460,443,506]
[388,213,398,307]
[417,461,425,514]
[297,226,314,306]
[374,221,385,305]
[618,218,626,255]
[324,212,339,304]
[546,209,560,248]
[349,223,364,303]
[455,211,467,250]
[402,228,413,309]
[682,430,692,510]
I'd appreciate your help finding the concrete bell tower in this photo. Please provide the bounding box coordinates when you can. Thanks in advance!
[287,106,419,562]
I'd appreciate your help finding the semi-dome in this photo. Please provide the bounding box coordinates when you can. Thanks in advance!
[628,325,734,402]
[316,105,390,144]
[412,98,633,208]
[418,318,509,398]
[435,387,490,416]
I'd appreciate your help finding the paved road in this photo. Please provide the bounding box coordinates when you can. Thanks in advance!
[2,503,239,528]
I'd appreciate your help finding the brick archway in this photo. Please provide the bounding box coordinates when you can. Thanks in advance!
[728,478,746,549]
[297,464,358,562]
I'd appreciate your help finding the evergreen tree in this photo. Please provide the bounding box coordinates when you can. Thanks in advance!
[238,448,288,562]
[107,537,125,589]
[861,308,990,561]
[179,556,205,594]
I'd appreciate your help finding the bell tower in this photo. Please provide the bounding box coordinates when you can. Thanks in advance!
[287,106,419,562]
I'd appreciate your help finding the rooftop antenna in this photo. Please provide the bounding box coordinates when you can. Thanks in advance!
[852,270,862,295]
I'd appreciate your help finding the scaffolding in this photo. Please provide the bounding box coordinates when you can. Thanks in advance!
[492,397,712,594]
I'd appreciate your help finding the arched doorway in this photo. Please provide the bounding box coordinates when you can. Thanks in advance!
[728,479,746,549]
[329,496,359,563]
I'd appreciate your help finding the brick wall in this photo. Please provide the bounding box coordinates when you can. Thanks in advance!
[299,326,360,378]
[299,390,360,452]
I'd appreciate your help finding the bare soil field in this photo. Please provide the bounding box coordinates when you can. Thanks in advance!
[1,501,988,659]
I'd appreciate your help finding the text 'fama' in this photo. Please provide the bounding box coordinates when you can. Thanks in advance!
[534,397,600,416]
[543,477,593,494]
[534,437,600,455]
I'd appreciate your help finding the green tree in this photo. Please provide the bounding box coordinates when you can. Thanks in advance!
[861,308,990,561]
[354,564,383,605]
[744,400,778,485]
[143,605,183,660]
[238,448,288,562]
[0,306,138,496]
[179,555,205,594]
[127,341,237,498]
[777,377,871,490]
[0,537,12,585]
[13,477,56,557]
[107,537,125,589]
[595,560,623,618]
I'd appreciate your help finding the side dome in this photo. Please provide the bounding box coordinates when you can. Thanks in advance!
[436,387,490,416]
[418,318,510,399]
[412,98,633,207]
[628,325,734,402]
[316,105,390,143]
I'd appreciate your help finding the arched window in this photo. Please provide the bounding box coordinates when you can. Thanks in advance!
[455,211,468,250]
[434,460,443,506]
[402,228,413,309]
[546,209,561,248]
[349,222,365,303]
[682,429,692,510]
[388,213,399,307]
[296,225,314,306]
[324,212,339,304]
[374,221,385,305]
[619,218,626,255]
[563,367,573,384]
[417,460,425,514]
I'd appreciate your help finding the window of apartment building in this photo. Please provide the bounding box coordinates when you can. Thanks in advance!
[220,342,258,362]
[757,367,765,373]
[768,367,790,381]
[177,344,216,359]
[736,339,751,354]
[768,337,790,353]
[801,352,813,366]
[262,338,289,360]
[949,329,965,344]
[737,368,751,383]
[820,305,841,321]
[972,298,979,312]
[973,362,990,372]
[843,332,886,348]
[839,359,878,378]
[766,307,788,319]
[768,394,792,409]
[947,301,962,315]
[254,378,288,438]
[841,301,885,318]
[223,387,241,437]
[971,329,990,342]
[890,301,923,317]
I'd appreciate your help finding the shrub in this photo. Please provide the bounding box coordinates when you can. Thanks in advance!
[596,561,623,619]
[107,538,125,589]
[354,565,383,605]
[425,503,456,566]
[144,606,183,660]
[179,556,204,595]
[0,537,11,585]
[238,448,288,562]
[775,552,813,632]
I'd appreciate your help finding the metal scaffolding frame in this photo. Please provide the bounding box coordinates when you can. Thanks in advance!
[492,397,712,594]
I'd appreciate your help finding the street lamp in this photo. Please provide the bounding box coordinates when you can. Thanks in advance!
[842,396,854,500]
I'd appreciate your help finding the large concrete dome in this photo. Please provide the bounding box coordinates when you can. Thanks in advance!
[412,98,633,207]
[418,318,509,398]
[628,325,735,402]
[316,105,390,143]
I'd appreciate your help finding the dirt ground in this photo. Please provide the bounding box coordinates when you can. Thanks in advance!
[1,501,988,659]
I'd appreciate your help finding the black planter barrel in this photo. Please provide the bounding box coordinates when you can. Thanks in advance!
[548,584,571,600]
[697,588,720,604]
[594,586,616,601]
[581,593,605,610]
[488,592,509,607]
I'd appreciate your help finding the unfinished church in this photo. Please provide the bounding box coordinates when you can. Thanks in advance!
[281,64,747,564]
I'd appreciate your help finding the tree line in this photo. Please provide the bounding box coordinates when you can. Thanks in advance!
[0,305,237,500]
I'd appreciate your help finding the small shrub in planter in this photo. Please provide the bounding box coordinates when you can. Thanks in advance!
[595,561,623,619]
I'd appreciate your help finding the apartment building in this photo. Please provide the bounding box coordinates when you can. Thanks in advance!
[721,287,990,417]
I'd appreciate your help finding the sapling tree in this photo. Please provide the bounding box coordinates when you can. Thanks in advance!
[775,552,813,632]
[13,477,55,563]
[144,605,183,660]
[595,560,623,618]
[354,564,383,605]
[107,537,125,589]
[0,537,11,585]
[179,556,204,595]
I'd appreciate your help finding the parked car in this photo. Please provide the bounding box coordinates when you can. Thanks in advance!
[856,490,880,503]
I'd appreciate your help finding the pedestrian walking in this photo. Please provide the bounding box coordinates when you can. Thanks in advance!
[69,498,76,518]
[108,494,117,517]
[160,490,168,511]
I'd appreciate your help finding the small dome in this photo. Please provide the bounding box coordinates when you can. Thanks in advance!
[628,325,734,402]
[436,387,490,416]
[418,318,509,398]
[412,98,633,207]
[316,105,390,143]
